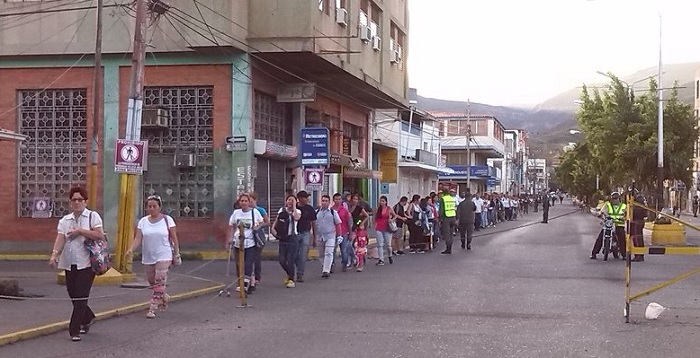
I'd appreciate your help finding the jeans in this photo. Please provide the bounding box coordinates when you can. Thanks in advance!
[254,246,263,282]
[65,266,96,337]
[234,246,256,284]
[376,231,393,261]
[481,212,488,228]
[278,236,299,280]
[295,231,311,277]
[316,234,336,273]
[340,233,354,266]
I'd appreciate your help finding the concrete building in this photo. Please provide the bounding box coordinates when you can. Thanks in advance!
[488,129,527,194]
[373,103,452,202]
[433,113,506,194]
[690,69,700,210]
[0,0,409,245]
[526,159,548,193]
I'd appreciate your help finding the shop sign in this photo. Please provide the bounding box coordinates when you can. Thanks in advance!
[277,83,316,103]
[264,141,297,159]
[300,127,330,166]
[379,148,397,183]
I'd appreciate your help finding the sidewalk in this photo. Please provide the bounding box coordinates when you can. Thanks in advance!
[0,261,223,346]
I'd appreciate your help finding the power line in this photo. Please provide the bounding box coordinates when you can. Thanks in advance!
[0,1,123,17]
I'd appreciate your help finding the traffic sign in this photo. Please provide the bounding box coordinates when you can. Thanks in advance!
[31,196,52,218]
[115,139,148,175]
[225,136,247,144]
[304,168,324,191]
[300,127,330,166]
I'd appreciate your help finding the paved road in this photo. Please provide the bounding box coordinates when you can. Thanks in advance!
[3,203,700,358]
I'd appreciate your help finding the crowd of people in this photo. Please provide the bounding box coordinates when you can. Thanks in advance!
[225,187,562,295]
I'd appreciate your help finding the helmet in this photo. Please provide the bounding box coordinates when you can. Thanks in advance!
[610,192,620,200]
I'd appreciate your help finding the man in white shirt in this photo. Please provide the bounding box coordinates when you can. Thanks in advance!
[472,193,483,231]
[502,194,512,221]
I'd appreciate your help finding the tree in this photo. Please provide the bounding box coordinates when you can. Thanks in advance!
[562,75,697,198]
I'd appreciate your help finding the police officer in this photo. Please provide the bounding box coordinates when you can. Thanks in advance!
[590,192,627,259]
[439,187,457,254]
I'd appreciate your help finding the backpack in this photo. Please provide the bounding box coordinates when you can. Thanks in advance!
[273,209,294,241]
[83,211,111,276]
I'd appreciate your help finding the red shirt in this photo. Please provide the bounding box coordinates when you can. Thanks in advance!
[374,206,390,232]
[335,204,352,235]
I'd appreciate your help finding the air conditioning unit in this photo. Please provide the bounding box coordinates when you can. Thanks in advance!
[390,50,400,63]
[372,36,381,51]
[336,8,348,26]
[359,25,372,42]
[173,153,196,168]
[141,108,169,129]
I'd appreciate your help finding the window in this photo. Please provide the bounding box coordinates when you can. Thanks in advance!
[445,152,468,166]
[359,0,369,26]
[142,86,214,219]
[18,89,88,218]
[401,121,420,136]
[370,3,381,37]
[390,22,405,65]
[335,0,347,9]
[254,91,292,144]
[318,0,330,14]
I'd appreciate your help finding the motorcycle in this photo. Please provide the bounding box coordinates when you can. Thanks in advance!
[601,215,620,261]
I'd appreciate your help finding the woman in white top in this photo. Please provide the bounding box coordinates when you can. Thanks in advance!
[49,186,106,341]
[127,195,181,319]
[227,193,264,294]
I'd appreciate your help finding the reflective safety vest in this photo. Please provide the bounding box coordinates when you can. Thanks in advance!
[606,202,626,226]
[442,194,456,218]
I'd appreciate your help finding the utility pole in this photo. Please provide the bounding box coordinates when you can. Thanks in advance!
[656,13,665,211]
[88,0,103,209]
[466,99,471,191]
[114,0,149,274]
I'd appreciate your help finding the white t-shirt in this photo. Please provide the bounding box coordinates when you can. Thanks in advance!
[229,209,264,249]
[137,215,176,265]
[472,197,484,213]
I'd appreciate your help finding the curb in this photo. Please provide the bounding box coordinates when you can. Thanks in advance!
[0,283,224,347]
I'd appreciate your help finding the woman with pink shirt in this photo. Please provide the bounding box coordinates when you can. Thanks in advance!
[332,193,354,272]
[374,195,397,265]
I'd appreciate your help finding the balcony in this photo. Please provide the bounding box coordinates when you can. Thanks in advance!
[440,135,505,158]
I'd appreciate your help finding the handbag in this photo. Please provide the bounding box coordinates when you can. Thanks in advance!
[388,219,399,233]
[84,211,111,276]
[252,209,266,249]
[163,215,182,266]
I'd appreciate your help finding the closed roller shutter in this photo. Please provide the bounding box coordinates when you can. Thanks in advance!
[254,157,288,222]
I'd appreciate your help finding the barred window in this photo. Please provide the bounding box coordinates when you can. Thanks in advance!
[254,91,291,144]
[17,89,88,217]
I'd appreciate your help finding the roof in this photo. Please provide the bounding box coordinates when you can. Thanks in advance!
[429,112,507,130]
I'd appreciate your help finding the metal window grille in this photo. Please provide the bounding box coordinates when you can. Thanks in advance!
[142,86,214,218]
[254,91,291,144]
[17,89,88,217]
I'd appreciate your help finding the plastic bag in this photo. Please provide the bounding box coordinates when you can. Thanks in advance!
[645,302,667,320]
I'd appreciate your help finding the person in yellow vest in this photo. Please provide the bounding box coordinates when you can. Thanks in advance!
[590,192,627,259]
[439,187,457,254]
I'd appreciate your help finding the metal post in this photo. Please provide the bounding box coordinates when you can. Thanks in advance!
[466,99,471,191]
[236,224,248,307]
[624,183,633,323]
[404,106,414,159]
[114,0,148,274]
[657,14,665,212]
[88,0,103,209]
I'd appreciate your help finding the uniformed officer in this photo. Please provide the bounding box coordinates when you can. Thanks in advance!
[439,187,457,254]
[590,192,627,259]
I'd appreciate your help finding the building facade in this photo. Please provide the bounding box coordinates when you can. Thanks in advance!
[0,0,409,244]
[373,105,451,202]
[433,113,506,194]
[526,159,548,193]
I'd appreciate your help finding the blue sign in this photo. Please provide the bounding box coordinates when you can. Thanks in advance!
[486,178,496,187]
[300,127,330,166]
[470,165,489,177]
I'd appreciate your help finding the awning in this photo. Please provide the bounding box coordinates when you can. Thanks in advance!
[399,161,455,174]
[0,129,27,142]
[331,153,366,168]
[254,139,297,160]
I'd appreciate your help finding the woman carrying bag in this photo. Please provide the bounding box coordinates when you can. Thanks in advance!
[49,186,105,342]
[126,195,181,319]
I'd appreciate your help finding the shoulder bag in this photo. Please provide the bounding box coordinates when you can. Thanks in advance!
[251,209,266,249]
[163,215,182,266]
[84,211,111,275]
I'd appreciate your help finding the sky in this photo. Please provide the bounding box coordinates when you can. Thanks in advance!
[408,0,700,107]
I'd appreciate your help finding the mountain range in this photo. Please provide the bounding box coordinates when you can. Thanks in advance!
[417,62,700,164]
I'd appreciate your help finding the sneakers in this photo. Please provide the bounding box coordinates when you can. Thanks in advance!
[296,275,304,283]
[356,267,363,272]
[388,256,393,264]
[284,279,296,288]
[589,254,597,260]
[321,272,330,278]
[71,336,81,342]
[376,260,385,266]
[396,250,406,255]
[79,321,93,335]
[146,311,156,319]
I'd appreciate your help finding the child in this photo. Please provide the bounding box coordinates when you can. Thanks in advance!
[353,222,368,272]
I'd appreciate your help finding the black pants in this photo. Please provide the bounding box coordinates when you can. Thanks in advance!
[441,217,456,250]
[65,266,96,337]
[408,222,423,249]
[630,220,644,257]
[592,226,627,256]
[458,222,474,245]
[505,208,513,221]
[542,208,549,223]
[278,237,298,280]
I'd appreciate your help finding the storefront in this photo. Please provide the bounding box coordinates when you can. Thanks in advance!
[253,140,296,219]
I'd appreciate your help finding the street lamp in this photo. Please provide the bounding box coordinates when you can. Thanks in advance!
[596,71,661,100]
